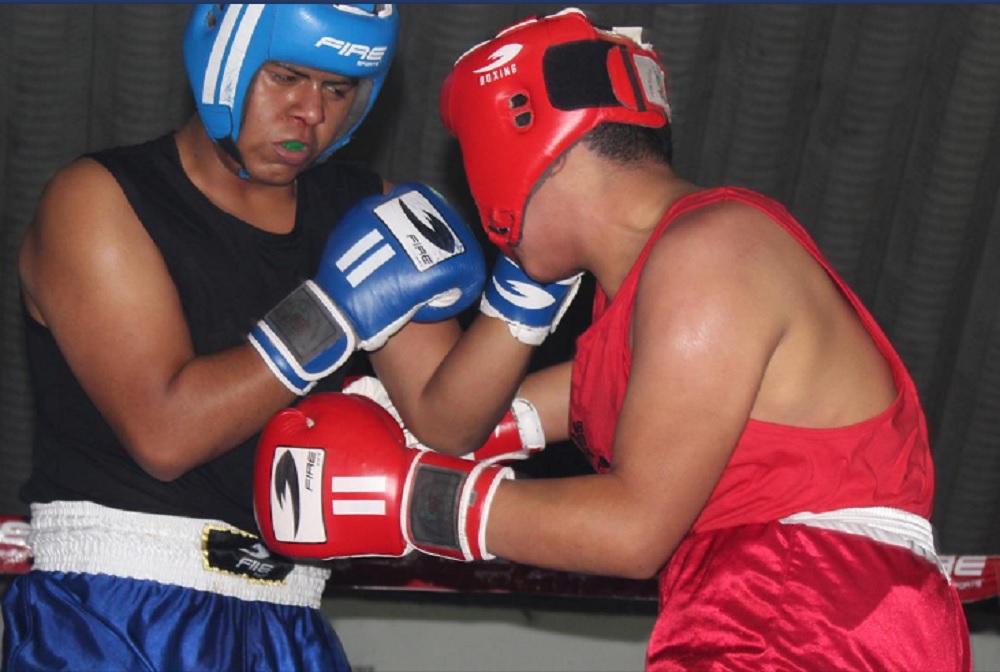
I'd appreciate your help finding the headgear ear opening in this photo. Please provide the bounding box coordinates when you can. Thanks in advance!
[439,7,669,255]
[183,4,399,169]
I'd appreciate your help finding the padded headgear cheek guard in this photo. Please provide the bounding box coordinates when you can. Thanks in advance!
[184,4,399,166]
[439,8,670,256]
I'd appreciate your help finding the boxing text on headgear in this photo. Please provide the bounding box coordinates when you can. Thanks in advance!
[184,4,399,167]
[439,7,669,256]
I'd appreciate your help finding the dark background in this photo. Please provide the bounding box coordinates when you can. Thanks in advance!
[1,4,999,564]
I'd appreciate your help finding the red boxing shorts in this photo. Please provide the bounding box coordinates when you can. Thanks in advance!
[647,509,971,671]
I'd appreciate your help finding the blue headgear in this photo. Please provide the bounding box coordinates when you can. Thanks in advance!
[183,4,399,166]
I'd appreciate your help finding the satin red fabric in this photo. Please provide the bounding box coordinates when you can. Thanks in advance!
[647,522,970,671]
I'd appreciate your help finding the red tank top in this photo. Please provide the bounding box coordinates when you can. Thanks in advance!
[569,187,934,533]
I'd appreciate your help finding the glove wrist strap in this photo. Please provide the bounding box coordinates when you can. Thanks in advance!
[480,296,550,345]
[510,398,545,451]
[406,454,513,561]
[249,281,358,394]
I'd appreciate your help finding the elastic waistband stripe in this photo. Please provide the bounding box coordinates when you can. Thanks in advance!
[780,506,948,581]
[28,501,330,608]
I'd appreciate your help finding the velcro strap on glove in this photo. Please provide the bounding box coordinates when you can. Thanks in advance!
[249,281,358,395]
[404,451,513,561]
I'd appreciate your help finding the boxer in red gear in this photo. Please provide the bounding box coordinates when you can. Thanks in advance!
[434,7,971,671]
[571,187,970,669]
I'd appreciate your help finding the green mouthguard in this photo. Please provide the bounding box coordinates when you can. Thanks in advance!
[282,141,306,152]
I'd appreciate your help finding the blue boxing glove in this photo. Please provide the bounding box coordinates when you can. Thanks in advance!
[480,255,582,346]
[250,183,485,395]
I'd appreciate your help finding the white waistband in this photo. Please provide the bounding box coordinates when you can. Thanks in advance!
[28,501,331,608]
[779,506,948,581]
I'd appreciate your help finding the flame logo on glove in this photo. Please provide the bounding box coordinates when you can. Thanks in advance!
[273,452,302,536]
[400,197,456,253]
[492,276,557,310]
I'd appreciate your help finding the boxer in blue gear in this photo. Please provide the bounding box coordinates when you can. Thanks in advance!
[0,5,486,671]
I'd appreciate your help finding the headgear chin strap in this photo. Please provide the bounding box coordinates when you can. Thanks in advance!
[184,4,399,171]
[439,7,670,256]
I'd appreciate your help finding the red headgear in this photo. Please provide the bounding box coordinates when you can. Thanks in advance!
[439,8,670,256]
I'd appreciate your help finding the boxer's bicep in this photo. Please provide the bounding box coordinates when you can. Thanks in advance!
[22,159,196,451]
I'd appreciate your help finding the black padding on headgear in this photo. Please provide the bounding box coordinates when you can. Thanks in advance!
[543,40,619,111]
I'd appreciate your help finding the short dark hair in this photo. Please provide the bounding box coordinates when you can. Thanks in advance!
[581,121,673,166]
[529,121,673,201]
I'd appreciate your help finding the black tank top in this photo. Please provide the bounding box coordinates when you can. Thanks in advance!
[20,133,383,532]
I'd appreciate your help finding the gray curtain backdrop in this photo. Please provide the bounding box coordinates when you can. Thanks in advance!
[1,4,998,556]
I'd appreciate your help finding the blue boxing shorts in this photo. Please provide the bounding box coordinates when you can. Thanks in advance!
[1,501,350,672]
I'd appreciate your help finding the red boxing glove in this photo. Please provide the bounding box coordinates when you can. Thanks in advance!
[254,393,411,559]
[470,397,545,463]
[254,392,513,561]
[343,375,545,463]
